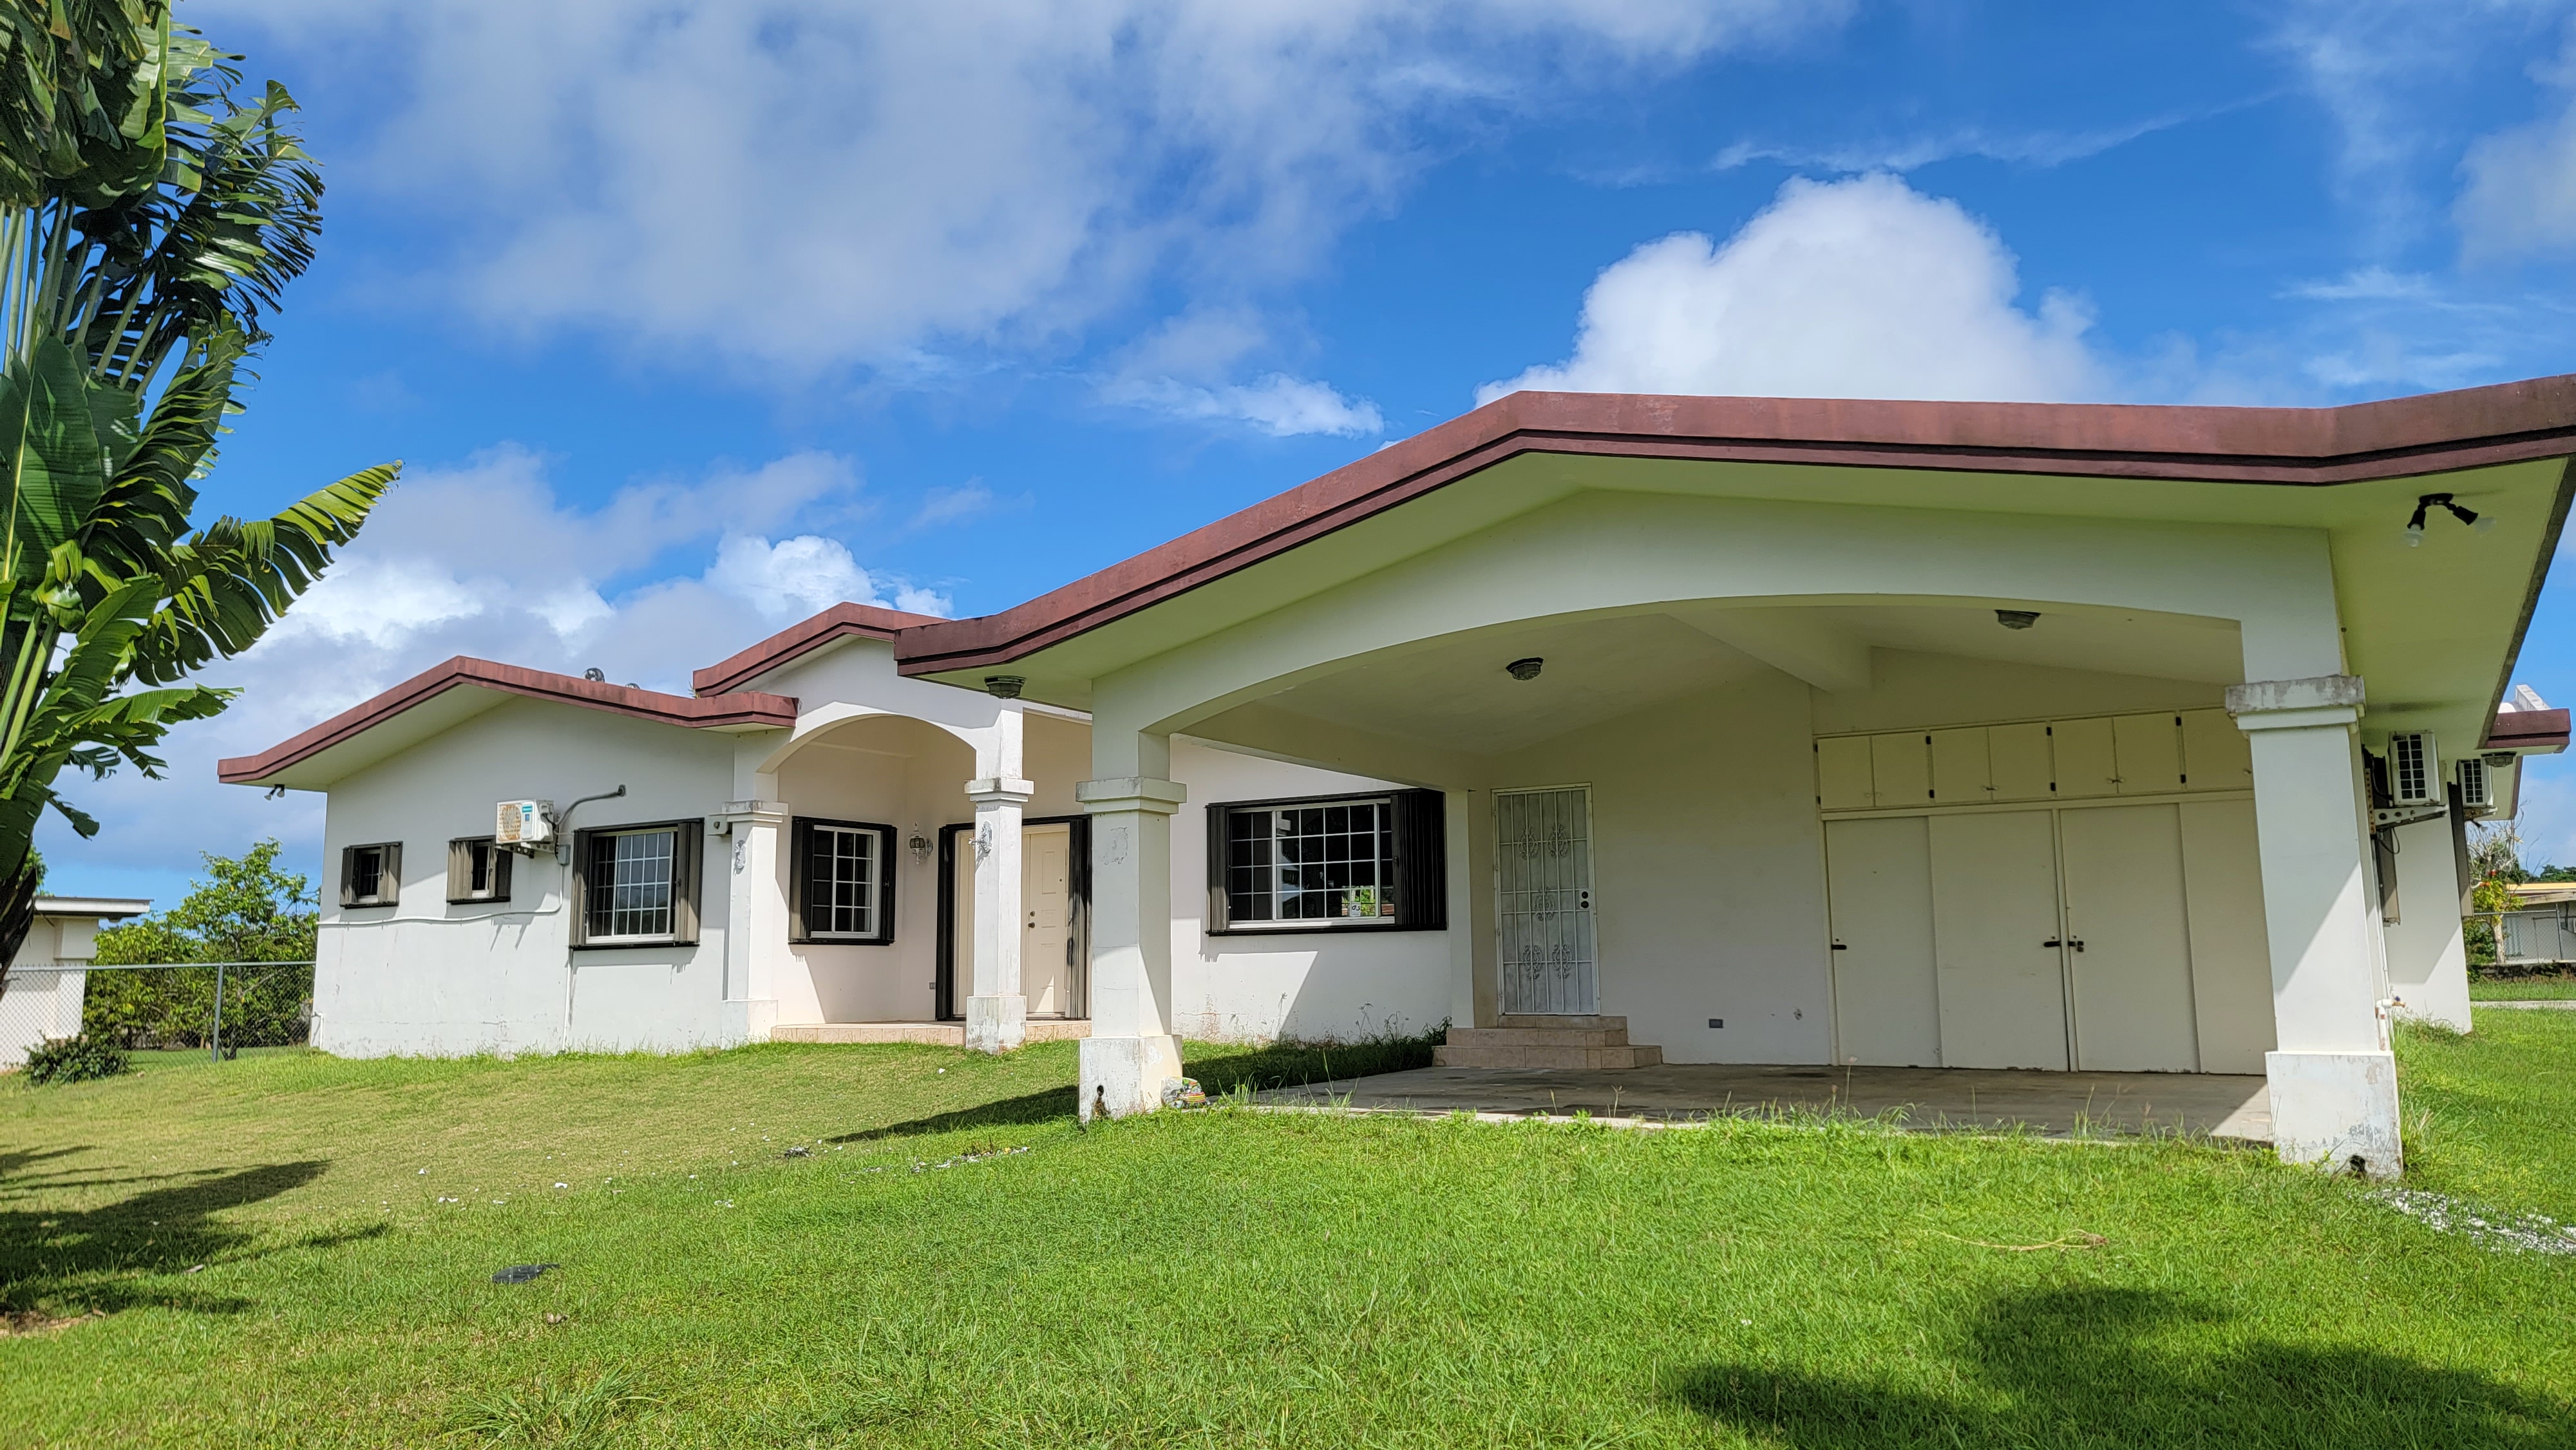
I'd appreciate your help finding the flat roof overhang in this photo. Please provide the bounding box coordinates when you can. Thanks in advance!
[220,657,797,791]
[895,383,2576,755]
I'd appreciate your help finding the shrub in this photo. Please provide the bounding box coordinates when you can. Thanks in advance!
[22,1033,129,1086]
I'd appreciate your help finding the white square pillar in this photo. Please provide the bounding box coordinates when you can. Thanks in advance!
[2228,674,2401,1178]
[1076,754,1186,1122]
[717,798,788,1044]
[966,704,1031,1053]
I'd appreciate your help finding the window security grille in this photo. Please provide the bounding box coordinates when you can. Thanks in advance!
[2389,732,2434,805]
[1225,798,1396,925]
[587,829,676,940]
[805,825,881,937]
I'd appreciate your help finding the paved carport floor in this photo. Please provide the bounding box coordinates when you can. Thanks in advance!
[1253,1062,2273,1142]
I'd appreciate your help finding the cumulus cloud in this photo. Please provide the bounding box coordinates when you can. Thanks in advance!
[2457,26,2576,260]
[37,448,945,894]
[1100,373,1386,437]
[205,0,1847,373]
[1481,173,2107,404]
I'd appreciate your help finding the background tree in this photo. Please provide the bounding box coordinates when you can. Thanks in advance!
[84,838,314,1048]
[0,3,395,990]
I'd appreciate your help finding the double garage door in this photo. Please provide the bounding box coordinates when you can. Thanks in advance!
[1824,800,2275,1075]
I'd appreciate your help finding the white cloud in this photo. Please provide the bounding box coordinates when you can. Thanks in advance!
[911,484,999,530]
[707,533,947,621]
[207,0,1848,373]
[1481,174,2107,405]
[2457,26,2576,259]
[1101,373,1386,437]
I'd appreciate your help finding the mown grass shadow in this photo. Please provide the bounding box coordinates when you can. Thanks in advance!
[1189,1031,1441,1097]
[826,1089,1075,1144]
[0,1160,328,1315]
[1672,1285,2571,1448]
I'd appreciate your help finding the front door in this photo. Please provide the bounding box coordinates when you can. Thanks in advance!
[1022,822,1077,1016]
[2060,804,2200,1071]
[1496,786,1596,1015]
[1928,810,2070,1069]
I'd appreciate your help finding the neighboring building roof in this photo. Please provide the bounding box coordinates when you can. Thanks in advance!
[693,602,948,697]
[2484,706,2571,755]
[31,896,150,920]
[891,379,2576,679]
[220,657,797,789]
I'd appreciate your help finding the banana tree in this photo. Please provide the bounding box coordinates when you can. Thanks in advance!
[0,8,396,988]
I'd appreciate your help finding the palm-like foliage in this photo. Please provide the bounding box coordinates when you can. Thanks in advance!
[0,3,395,986]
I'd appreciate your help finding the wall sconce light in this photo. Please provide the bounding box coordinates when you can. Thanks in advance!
[983,675,1025,699]
[1995,610,2040,630]
[2405,492,2493,546]
[1506,657,1544,681]
[907,825,933,864]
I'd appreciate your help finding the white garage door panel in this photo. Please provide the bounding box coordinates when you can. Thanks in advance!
[2179,798,2276,1073]
[1825,817,1941,1067]
[1929,811,2069,1070]
[2060,805,2200,1072]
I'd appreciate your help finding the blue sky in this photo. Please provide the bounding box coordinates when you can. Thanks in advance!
[44,0,2576,904]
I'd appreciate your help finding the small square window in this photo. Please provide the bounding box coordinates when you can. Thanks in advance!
[792,819,897,945]
[448,836,513,903]
[341,842,401,908]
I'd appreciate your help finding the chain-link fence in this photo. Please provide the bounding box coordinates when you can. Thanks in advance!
[3,959,315,1062]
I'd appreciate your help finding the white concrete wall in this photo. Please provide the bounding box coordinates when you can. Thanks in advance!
[2382,813,2472,1031]
[1167,737,1455,1044]
[314,696,742,1056]
[1810,650,2225,735]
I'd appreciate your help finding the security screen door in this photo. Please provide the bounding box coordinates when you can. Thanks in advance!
[1497,786,1596,1015]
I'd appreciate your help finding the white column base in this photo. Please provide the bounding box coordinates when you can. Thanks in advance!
[722,997,781,1046]
[2267,1050,2402,1178]
[1080,1033,1184,1122]
[965,993,1028,1053]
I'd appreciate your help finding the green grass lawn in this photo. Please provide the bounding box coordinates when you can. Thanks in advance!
[2470,974,2576,1001]
[4,1026,2573,1448]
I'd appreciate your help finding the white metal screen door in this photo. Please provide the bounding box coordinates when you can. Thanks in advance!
[1496,786,1596,1015]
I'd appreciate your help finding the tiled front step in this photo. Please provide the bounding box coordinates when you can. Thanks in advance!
[772,1019,1090,1046]
[1435,1017,1664,1069]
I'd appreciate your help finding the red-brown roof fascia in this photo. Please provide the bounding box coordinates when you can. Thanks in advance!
[218,657,798,786]
[692,601,947,696]
[894,379,2576,677]
[2484,707,2571,754]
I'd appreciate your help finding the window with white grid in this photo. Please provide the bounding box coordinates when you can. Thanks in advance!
[1222,797,1396,927]
[805,825,882,938]
[586,828,676,941]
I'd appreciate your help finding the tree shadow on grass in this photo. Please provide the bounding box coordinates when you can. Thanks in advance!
[1672,1285,2571,1449]
[0,1160,327,1315]
[826,1090,1075,1145]
[1186,1033,1441,1097]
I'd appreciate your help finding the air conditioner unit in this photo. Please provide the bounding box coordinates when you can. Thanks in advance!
[2388,732,2437,807]
[2458,756,2494,812]
[495,800,556,850]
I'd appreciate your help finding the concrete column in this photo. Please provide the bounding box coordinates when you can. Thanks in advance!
[1076,729,1186,1121]
[717,798,788,1044]
[2226,674,2401,1177]
[966,705,1032,1053]
[2382,811,2474,1032]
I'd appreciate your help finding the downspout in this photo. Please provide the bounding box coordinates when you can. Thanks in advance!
[556,786,628,1039]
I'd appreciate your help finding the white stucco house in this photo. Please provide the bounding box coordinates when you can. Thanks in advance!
[1,896,152,1067]
[224,381,2576,1175]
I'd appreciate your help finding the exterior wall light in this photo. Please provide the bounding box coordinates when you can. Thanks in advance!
[2405,492,2493,546]
[1996,610,2040,630]
[907,825,934,863]
[983,675,1025,699]
[1506,657,1544,681]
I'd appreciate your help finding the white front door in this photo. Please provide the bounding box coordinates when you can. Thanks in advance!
[1929,810,2071,1069]
[1022,822,1076,1017]
[1496,786,1596,1015]
[1824,816,1942,1066]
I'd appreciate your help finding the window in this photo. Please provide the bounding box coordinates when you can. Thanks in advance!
[791,818,896,945]
[570,822,701,947]
[446,836,513,903]
[1205,789,1446,934]
[339,842,401,908]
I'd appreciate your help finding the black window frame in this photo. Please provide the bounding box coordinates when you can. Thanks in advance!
[339,841,402,909]
[446,836,514,904]
[789,817,898,946]
[1204,788,1446,936]
[569,820,701,949]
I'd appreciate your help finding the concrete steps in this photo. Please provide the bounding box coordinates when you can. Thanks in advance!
[1434,1015,1664,1069]
[771,1019,1090,1046]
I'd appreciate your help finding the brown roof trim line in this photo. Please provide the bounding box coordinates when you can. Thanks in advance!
[2484,707,2571,754]
[693,601,948,696]
[218,657,797,785]
[893,378,2576,676]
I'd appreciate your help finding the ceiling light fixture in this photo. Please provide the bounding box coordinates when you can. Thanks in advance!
[982,675,1025,699]
[1995,610,2040,630]
[1506,657,1544,681]
[2405,492,2493,547]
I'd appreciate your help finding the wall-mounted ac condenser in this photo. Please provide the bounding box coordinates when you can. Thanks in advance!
[2388,732,2437,806]
[2458,756,2494,812]
[496,800,556,849]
